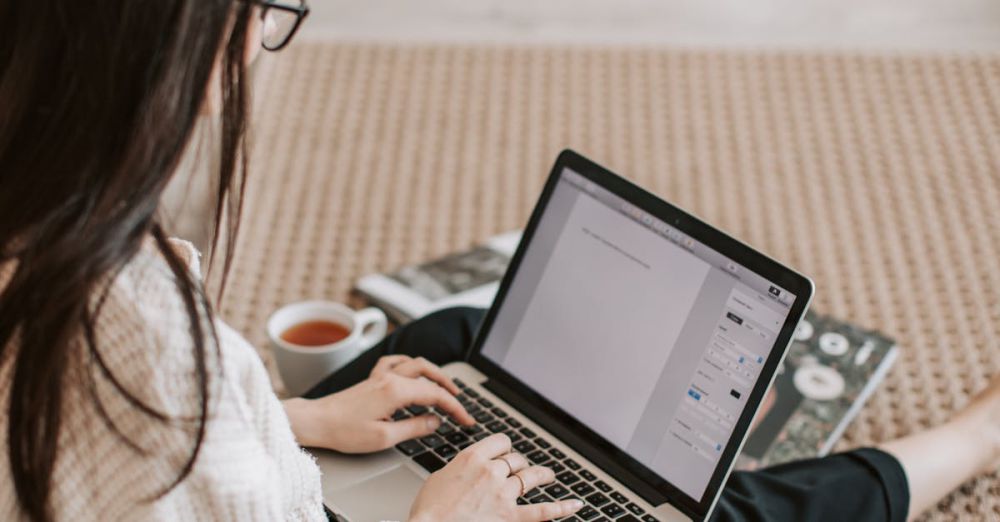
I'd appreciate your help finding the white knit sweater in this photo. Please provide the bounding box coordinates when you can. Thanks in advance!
[0,239,326,521]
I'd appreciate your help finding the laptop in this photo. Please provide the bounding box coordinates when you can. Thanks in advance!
[313,150,814,521]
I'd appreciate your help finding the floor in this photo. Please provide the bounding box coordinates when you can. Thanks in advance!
[300,0,1000,52]
[230,42,1000,520]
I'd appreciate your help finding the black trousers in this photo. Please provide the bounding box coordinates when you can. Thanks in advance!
[304,307,910,522]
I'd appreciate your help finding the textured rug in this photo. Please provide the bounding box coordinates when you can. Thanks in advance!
[219,43,1000,520]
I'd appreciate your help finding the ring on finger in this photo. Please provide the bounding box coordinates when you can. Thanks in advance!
[495,454,514,476]
[512,472,527,497]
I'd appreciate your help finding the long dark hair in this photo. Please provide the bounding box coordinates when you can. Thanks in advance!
[0,1,253,520]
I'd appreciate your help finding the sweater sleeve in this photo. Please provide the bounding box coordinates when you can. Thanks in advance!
[40,241,325,521]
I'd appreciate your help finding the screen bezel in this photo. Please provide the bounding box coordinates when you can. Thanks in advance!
[467,149,814,520]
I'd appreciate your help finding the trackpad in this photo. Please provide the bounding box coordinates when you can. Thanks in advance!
[330,464,424,521]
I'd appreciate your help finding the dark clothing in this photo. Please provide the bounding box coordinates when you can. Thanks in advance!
[305,307,909,522]
[302,306,481,398]
[714,448,909,521]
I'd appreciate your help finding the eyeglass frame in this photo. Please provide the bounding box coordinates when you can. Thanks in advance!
[253,0,310,51]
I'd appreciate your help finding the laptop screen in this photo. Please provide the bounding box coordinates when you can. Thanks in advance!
[481,167,797,500]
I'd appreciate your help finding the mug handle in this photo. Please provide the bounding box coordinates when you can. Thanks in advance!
[355,307,388,351]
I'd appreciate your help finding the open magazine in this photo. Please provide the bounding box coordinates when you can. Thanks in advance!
[734,313,898,469]
[354,231,899,467]
[355,231,522,324]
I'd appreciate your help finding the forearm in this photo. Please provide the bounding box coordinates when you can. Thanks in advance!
[880,380,1000,521]
[282,398,326,448]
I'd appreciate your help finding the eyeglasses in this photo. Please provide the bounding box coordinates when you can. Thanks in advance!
[254,0,310,51]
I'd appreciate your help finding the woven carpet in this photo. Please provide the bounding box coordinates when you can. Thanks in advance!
[219,43,1000,520]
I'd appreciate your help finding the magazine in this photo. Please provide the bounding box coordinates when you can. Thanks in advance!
[354,232,899,467]
[735,313,899,469]
[354,231,521,324]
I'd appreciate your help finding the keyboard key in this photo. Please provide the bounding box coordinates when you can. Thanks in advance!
[453,378,467,389]
[592,518,610,522]
[419,435,445,449]
[530,494,554,504]
[563,517,582,522]
[506,417,522,428]
[461,425,484,435]
[549,448,566,460]
[576,506,600,520]
[444,432,469,445]
[549,462,565,474]
[618,516,640,522]
[544,483,570,499]
[571,482,595,496]
[556,471,580,485]
[642,515,659,522]
[434,444,458,460]
[524,487,542,499]
[464,388,480,399]
[585,492,610,507]
[594,480,612,492]
[601,504,626,518]
[478,397,494,408]
[508,431,523,443]
[465,404,483,416]
[457,440,473,450]
[526,450,551,464]
[565,458,581,470]
[473,411,494,424]
[626,502,645,515]
[611,492,629,504]
[513,440,536,453]
[406,405,429,415]
[473,432,490,441]
[392,409,410,421]
[412,452,445,473]
[516,497,527,505]
[486,420,507,433]
[395,439,423,456]
[491,407,508,418]
[534,438,552,449]
[520,427,537,438]
[580,470,598,482]
[435,423,456,435]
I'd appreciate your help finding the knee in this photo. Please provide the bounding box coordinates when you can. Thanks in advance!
[422,306,486,349]
[425,306,486,329]
[398,306,486,363]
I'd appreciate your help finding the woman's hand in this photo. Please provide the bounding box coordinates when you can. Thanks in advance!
[284,355,475,453]
[409,433,583,522]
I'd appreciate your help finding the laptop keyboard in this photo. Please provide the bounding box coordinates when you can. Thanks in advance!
[393,378,660,522]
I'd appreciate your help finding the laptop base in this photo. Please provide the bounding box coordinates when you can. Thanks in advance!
[314,362,691,522]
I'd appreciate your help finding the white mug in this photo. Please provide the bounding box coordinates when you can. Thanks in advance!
[267,301,388,397]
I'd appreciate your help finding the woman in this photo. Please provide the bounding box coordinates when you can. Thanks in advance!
[1,1,997,521]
